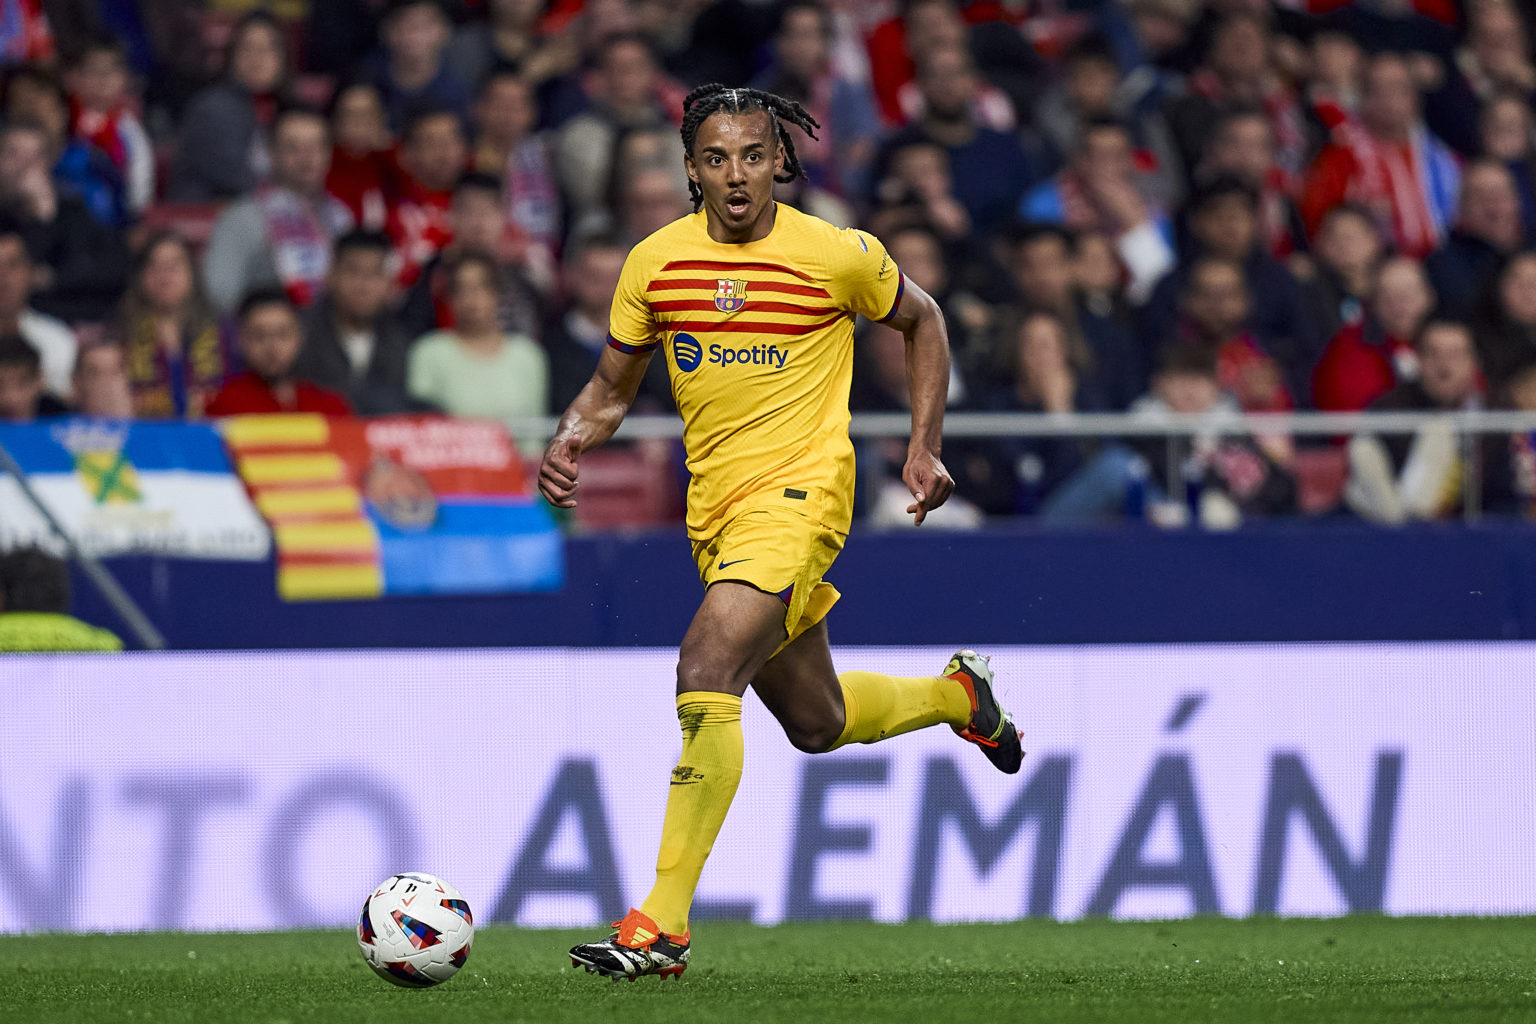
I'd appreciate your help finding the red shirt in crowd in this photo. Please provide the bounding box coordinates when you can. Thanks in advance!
[1311,324,1413,413]
[326,146,393,231]
[204,373,354,417]
[387,176,454,289]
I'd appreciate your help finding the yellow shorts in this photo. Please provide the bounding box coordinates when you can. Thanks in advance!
[691,506,846,648]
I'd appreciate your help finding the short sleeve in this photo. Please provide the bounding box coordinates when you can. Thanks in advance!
[827,228,905,323]
[607,245,661,354]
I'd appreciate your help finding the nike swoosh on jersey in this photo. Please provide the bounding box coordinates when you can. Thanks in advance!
[718,558,752,570]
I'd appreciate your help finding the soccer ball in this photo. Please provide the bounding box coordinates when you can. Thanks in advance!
[358,873,474,987]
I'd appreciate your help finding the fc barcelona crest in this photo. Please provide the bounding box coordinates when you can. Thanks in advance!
[714,278,748,314]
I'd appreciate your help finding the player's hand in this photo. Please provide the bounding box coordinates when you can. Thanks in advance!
[538,432,582,508]
[903,449,954,526]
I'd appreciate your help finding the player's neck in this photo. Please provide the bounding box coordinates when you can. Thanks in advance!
[704,201,778,245]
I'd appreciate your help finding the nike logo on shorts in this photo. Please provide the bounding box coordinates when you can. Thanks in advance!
[718,558,752,570]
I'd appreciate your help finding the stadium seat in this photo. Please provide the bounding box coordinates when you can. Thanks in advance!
[566,446,682,530]
[1293,446,1350,516]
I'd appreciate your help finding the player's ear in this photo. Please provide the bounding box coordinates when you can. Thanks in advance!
[774,142,786,177]
[684,151,698,185]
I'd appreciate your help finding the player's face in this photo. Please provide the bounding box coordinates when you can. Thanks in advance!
[686,109,785,244]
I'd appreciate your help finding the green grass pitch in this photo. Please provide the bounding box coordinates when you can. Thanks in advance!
[2,917,1532,1024]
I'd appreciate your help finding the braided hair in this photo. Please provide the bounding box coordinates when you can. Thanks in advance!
[679,84,821,212]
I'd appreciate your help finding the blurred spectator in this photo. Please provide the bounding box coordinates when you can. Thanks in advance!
[0,216,74,398]
[1073,229,1145,407]
[119,231,227,419]
[203,106,353,315]
[969,309,1116,521]
[1036,34,1183,212]
[877,42,1034,230]
[368,0,472,135]
[863,0,946,127]
[206,289,353,417]
[882,222,985,398]
[65,34,152,221]
[406,250,549,426]
[1345,317,1482,524]
[399,170,547,344]
[1144,176,1320,399]
[1301,21,1364,129]
[0,0,53,66]
[1020,118,1174,304]
[1300,52,1460,260]
[1485,359,1536,517]
[1120,0,1197,77]
[168,11,290,202]
[69,334,132,418]
[1425,159,1526,319]
[1478,90,1536,238]
[1312,256,1433,413]
[1303,202,1383,342]
[387,104,466,288]
[1001,222,1142,410]
[614,161,691,245]
[1171,255,1292,414]
[868,141,972,245]
[4,62,126,228]
[0,333,64,419]
[1472,250,1536,393]
[1422,0,1536,159]
[1128,343,1298,529]
[471,71,561,254]
[849,312,983,529]
[750,1,880,200]
[555,32,672,228]
[0,547,122,653]
[446,0,582,112]
[864,0,1023,132]
[1199,106,1307,259]
[545,230,671,413]
[1164,12,1310,181]
[326,82,393,232]
[296,229,415,415]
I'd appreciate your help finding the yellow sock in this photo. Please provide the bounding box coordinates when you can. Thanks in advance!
[828,670,972,749]
[639,692,744,936]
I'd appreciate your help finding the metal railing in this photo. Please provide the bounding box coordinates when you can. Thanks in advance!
[506,409,1536,524]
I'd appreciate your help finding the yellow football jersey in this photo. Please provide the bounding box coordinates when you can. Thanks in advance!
[608,204,904,538]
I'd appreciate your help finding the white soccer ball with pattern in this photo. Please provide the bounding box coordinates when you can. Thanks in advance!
[358,873,474,987]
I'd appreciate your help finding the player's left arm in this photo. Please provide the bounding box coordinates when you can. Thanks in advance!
[880,279,955,526]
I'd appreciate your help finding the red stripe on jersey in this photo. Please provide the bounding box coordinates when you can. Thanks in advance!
[663,314,848,335]
[662,259,816,282]
[648,299,838,316]
[646,278,833,299]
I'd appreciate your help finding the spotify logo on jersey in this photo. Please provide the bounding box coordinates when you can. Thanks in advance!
[674,332,703,372]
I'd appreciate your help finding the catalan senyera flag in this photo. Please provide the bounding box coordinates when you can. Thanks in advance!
[221,414,563,601]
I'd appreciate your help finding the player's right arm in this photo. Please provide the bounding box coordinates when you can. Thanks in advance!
[538,243,660,509]
[538,345,657,508]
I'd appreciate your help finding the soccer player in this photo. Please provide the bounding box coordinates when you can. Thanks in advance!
[539,85,1024,981]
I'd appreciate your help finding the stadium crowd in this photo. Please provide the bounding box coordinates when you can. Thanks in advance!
[0,0,1534,527]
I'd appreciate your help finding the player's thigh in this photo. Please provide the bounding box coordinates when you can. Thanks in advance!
[750,618,844,752]
[676,580,790,698]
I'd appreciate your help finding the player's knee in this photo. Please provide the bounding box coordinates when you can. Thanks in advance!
[784,719,841,754]
[675,657,744,698]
